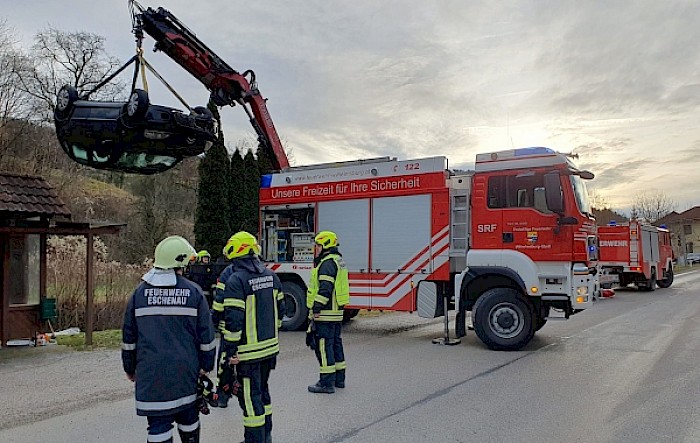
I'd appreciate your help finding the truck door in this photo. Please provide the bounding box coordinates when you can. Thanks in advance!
[370,194,432,311]
[478,172,565,260]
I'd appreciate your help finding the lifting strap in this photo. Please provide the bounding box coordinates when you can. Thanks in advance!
[136,48,149,93]
[136,50,193,112]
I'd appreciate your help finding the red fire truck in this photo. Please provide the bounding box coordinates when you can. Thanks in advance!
[598,221,674,291]
[110,5,599,351]
[259,148,598,350]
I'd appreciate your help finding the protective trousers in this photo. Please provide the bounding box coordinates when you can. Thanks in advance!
[146,404,199,443]
[216,340,235,401]
[314,322,345,387]
[236,358,276,443]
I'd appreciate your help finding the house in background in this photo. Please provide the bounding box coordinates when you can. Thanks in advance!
[655,207,700,259]
[0,172,122,347]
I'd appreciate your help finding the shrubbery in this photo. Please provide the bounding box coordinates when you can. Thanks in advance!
[47,236,149,331]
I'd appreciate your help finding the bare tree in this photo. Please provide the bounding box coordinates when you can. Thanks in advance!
[631,191,677,223]
[588,189,610,210]
[0,20,32,169]
[13,27,126,123]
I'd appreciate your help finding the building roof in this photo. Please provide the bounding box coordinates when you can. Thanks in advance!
[655,207,700,226]
[0,173,71,218]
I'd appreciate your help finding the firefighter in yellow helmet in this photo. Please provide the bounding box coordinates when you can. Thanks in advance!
[217,231,284,443]
[306,230,350,394]
[196,250,211,264]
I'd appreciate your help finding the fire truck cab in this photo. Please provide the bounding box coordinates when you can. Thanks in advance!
[259,147,598,351]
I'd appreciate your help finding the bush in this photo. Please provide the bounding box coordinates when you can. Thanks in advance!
[47,236,148,331]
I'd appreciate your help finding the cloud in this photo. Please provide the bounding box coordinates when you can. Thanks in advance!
[2,0,699,211]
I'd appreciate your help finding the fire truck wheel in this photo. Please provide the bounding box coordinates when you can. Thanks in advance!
[639,268,656,292]
[534,315,547,332]
[657,267,673,288]
[534,305,549,332]
[342,309,360,324]
[280,281,308,331]
[472,288,535,351]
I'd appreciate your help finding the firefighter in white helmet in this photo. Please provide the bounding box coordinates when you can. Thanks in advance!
[306,230,350,394]
[121,235,216,443]
[218,231,284,443]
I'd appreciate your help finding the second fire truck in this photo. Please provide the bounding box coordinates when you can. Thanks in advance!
[598,221,674,291]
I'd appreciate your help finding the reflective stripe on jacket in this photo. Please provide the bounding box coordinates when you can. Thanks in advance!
[306,251,350,322]
[121,274,216,417]
[220,256,284,362]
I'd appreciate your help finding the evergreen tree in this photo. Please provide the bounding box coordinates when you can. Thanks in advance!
[194,101,231,260]
[229,148,245,232]
[256,144,275,175]
[241,149,261,234]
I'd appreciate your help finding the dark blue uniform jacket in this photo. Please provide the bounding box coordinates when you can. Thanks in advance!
[122,274,216,416]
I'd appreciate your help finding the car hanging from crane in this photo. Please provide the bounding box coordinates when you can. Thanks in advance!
[53,0,289,175]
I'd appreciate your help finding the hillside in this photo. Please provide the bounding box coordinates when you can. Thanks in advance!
[0,120,201,263]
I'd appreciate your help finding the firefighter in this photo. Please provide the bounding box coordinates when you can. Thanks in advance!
[307,230,350,394]
[210,246,237,408]
[122,235,216,443]
[219,231,284,443]
[196,250,211,264]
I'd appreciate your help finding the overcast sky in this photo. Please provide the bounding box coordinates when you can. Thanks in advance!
[3,1,699,212]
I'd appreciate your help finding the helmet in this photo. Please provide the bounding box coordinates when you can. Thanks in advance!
[196,250,211,262]
[223,231,261,260]
[314,231,338,250]
[154,235,197,269]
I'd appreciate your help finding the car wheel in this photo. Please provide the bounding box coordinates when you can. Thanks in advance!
[472,288,535,351]
[193,106,216,133]
[55,85,78,119]
[193,106,213,118]
[280,281,309,331]
[125,89,149,120]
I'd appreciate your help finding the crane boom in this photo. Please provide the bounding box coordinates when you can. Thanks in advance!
[135,5,290,170]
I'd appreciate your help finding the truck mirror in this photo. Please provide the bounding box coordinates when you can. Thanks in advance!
[417,281,443,318]
[579,170,595,180]
[544,172,564,214]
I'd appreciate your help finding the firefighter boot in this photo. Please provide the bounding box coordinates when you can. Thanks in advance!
[335,369,345,389]
[217,390,231,408]
[178,427,200,443]
[308,381,335,394]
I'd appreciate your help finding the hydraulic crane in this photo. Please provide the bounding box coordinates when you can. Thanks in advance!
[131,1,290,170]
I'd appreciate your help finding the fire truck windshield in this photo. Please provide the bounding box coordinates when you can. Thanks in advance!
[570,175,592,217]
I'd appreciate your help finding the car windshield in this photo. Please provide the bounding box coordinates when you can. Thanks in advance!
[70,144,111,164]
[115,152,180,173]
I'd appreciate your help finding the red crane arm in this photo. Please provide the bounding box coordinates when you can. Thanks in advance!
[136,6,290,170]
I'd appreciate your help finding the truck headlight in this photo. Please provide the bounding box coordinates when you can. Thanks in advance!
[577,286,588,296]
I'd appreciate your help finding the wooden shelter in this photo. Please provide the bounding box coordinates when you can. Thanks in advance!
[0,173,124,347]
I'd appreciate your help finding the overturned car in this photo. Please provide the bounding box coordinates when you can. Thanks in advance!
[53,85,216,174]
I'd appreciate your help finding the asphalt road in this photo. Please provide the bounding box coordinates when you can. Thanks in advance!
[1,270,699,443]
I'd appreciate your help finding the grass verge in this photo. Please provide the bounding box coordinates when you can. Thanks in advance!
[55,330,122,350]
